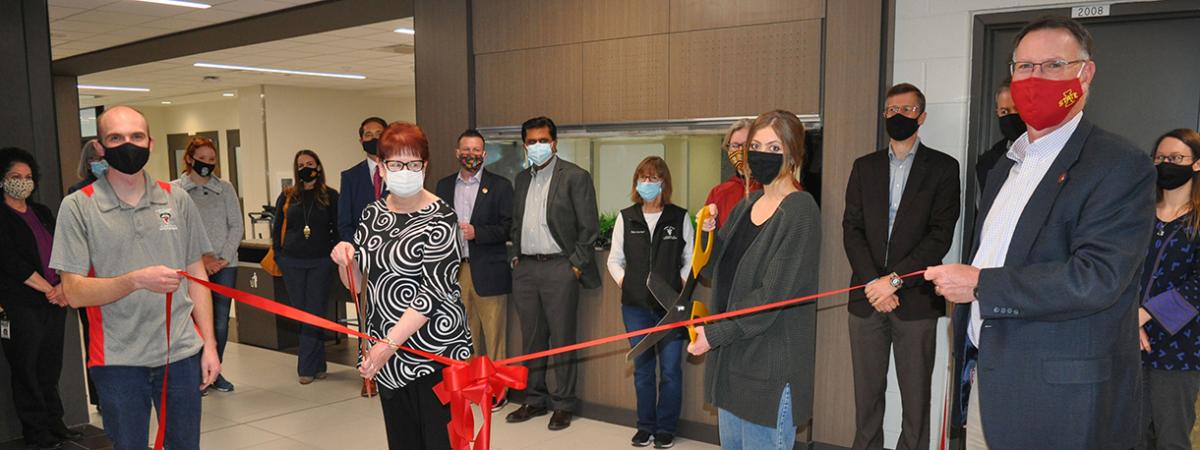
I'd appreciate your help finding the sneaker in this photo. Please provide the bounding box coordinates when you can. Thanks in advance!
[212,376,235,392]
[491,396,509,412]
[653,433,674,449]
[200,386,210,397]
[631,430,652,447]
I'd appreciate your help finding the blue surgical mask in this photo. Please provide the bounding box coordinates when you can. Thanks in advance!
[527,142,554,167]
[636,180,662,201]
[89,160,109,179]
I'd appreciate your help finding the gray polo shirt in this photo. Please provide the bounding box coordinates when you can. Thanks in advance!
[50,173,212,367]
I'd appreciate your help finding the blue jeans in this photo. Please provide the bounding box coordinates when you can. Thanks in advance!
[622,304,685,436]
[90,352,202,450]
[208,267,236,362]
[718,384,795,450]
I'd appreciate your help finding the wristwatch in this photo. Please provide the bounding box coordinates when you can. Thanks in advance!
[888,272,903,289]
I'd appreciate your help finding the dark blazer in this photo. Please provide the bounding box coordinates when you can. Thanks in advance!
[0,202,57,309]
[510,157,601,289]
[436,169,514,297]
[950,120,1154,449]
[337,160,382,243]
[843,143,961,320]
[975,139,1009,193]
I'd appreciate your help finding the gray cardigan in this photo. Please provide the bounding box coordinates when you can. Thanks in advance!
[702,190,821,428]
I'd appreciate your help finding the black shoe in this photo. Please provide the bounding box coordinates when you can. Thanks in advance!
[548,410,572,431]
[49,425,82,442]
[201,386,211,397]
[24,434,62,450]
[491,395,509,412]
[212,375,235,392]
[653,433,674,449]
[631,430,652,447]
[505,404,548,423]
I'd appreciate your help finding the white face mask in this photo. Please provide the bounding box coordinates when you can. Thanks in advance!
[526,142,553,167]
[386,169,424,197]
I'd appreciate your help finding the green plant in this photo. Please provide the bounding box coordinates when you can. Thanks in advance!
[599,212,618,239]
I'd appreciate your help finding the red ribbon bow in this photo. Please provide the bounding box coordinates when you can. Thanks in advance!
[433,356,528,450]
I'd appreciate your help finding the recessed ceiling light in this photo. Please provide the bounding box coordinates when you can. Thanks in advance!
[222,92,235,97]
[194,62,366,80]
[161,101,172,104]
[393,27,415,35]
[136,0,211,9]
[78,84,150,92]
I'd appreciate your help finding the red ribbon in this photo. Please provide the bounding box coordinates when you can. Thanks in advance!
[176,270,925,450]
[433,356,528,450]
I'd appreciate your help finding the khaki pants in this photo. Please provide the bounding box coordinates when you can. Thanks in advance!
[966,368,989,450]
[460,261,507,360]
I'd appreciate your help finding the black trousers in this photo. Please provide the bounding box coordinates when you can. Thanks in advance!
[1139,367,1200,450]
[279,257,333,377]
[511,256,579,412]
[379,371,452,450]
[848,310,938,450]
[1,304,67,440]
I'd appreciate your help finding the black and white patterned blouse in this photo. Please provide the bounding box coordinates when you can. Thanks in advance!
[354,199,472,389]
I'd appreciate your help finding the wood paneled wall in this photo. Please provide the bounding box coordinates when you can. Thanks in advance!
[472,0,825,127]
[814,0,889,446]
[415,0,472,186]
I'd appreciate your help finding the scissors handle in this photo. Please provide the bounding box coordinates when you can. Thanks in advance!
[691,205,715,278]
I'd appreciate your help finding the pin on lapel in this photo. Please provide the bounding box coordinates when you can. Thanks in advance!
[1057,172,1068,184]
[482,187,489,194]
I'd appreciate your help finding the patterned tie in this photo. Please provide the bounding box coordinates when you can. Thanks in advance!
[372,167,383,199]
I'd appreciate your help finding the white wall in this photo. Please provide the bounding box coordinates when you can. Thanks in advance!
[261,85,417,205]
[890,1,1153,448]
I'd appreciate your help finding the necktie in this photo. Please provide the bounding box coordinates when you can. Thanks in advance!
[372,167,383,199]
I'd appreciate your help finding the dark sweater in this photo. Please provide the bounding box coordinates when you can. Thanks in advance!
[701,190,821,428]
[0,201,57,309]
[272,187,339,260]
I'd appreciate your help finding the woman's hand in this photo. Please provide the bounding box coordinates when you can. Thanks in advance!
[46,285,68,307]
[701,205,717,232]
[358,342,397,380]
[687,326,711,356]
[202,254,222,275]
[331,242,355,267]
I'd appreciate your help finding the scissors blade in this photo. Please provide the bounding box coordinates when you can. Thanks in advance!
[627,274,699,361]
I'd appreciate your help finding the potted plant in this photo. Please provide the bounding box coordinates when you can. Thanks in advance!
[595,212,617,250]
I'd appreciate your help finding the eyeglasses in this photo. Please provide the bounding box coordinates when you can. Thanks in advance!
[883,105,921,115]
[383,160,426,172]
[1154,155,1193,165]
[1010,59,1088,76]
[724,142,745,151]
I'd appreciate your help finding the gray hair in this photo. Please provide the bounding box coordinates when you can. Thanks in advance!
[76,139,100,180]
[722,118,754,150]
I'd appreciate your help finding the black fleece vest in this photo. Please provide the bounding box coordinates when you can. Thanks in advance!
[620,204,687,310]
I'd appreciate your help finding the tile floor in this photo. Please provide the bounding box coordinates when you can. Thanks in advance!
[71,342,720,450]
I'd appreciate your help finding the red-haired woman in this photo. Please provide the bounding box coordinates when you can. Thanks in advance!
[272,149,339,385]
[606,156,694,448]
[172,137,243,394]
[331,122,471,448]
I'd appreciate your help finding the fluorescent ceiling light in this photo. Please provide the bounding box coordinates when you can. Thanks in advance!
[193,62,366,80]
[161,101,172,104]
[394,27,415,35]
[222,92,235,97]
[136,0,211,9]
[78,84,150,92]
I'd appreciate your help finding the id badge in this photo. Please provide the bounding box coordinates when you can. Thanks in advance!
[0,316,10,340]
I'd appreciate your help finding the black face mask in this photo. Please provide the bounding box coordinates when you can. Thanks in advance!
[103,142,151,175]
[885,114,920,141]
[298,167,319,183]
[361,139,378,156]
[192,161,215,177]
[998,114,1027,142]
[747,151,783,184]
[1157,163,1195,190]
